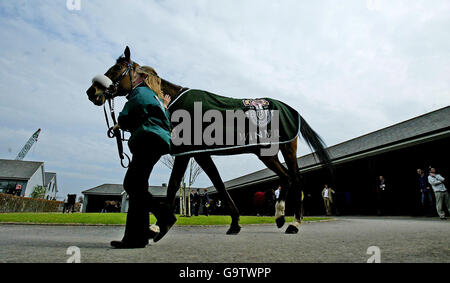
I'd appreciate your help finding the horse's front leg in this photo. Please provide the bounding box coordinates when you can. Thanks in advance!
[257,155,290,229]
[153,155,190,243]
[166,156,190,212]
[194,155,241,235]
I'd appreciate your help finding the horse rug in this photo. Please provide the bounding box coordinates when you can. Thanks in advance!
[168,89,300,156]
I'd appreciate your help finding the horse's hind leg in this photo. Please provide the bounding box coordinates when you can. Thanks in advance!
[257,154,291,229]
[153,155,190,243]
[194,154,241,235]
[280,139,302,234]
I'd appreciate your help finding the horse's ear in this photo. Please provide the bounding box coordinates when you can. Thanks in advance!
[124,46,131,61]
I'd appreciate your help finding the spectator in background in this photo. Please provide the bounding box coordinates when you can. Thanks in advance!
[203,189,210,216]
[417,169,433,216]
[63,195,69,213]
[376,176,389,216]
[322,184,335,216]
[272,185,282,216]
[275,185,281,201]
[428,168,450,220]
[189,190,195,216]
[193,189,201,216]
[14,184,22,196]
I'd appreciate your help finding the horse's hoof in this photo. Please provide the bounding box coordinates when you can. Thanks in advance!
[148,224,160,239]
[153,214,177,243]
[276,216,285,228]
[226,225,241,235]
[148,228,158,239]
[285,225,299,234]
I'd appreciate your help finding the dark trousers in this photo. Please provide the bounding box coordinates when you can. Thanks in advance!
[194,203,199,216]
[376,191,390,215]
[421,190,434,216]
[122,150,162,244]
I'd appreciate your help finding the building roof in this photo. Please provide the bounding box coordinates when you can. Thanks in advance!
[209,106,450,192]
[0,159,44,181]
[297,105,450,169]
[82,184,124,196]
[44,172,57,187]
[82,184,204,198]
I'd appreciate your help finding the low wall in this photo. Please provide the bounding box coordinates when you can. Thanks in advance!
[0,193,63,213]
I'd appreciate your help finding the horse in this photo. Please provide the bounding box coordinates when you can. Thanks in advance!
[86,46,332,242]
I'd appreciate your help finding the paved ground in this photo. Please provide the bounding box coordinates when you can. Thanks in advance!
[0,217,448,263]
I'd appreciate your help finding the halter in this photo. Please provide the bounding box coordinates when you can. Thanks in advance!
[104,61,134,99]
[94,61,135,168]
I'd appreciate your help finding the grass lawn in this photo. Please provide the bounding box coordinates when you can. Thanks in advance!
[0,213,330,226]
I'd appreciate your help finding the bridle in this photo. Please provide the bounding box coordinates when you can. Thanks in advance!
[100,61,136,168]
[104,61,135,100]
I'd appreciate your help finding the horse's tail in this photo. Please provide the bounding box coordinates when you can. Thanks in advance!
[298,114,334,177]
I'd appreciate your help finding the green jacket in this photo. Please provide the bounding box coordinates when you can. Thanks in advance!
[118,85,171,155]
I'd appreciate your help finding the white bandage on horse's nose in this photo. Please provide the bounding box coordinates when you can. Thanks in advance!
[92,74,113,89]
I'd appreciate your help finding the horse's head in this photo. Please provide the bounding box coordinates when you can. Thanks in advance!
[86,46,140,106]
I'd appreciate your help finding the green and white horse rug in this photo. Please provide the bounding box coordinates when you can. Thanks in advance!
[168,89,301,156]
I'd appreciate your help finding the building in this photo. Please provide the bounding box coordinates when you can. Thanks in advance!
[0,159,59,199]
[81,184,124,213]
[207,106,450,216]
[82,184,203,213]
[0,159,45,197]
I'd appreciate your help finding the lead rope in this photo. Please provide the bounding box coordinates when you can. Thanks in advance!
[102,62,135,169]
[104,98,130,168]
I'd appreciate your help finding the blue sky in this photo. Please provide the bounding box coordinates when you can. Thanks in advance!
[0,0,449,199]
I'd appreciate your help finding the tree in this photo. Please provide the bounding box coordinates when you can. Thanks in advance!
[30,186,46,199]
[160,156,204,216]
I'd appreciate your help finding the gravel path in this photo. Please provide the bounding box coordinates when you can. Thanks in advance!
[0,217,448,263]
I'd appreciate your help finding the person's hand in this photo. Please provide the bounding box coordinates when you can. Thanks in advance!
[163,94,171,109]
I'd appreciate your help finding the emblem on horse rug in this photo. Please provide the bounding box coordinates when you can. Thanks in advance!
[243,99,273,127]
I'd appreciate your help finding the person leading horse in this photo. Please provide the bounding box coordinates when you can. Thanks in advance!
[109,65,174,249]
